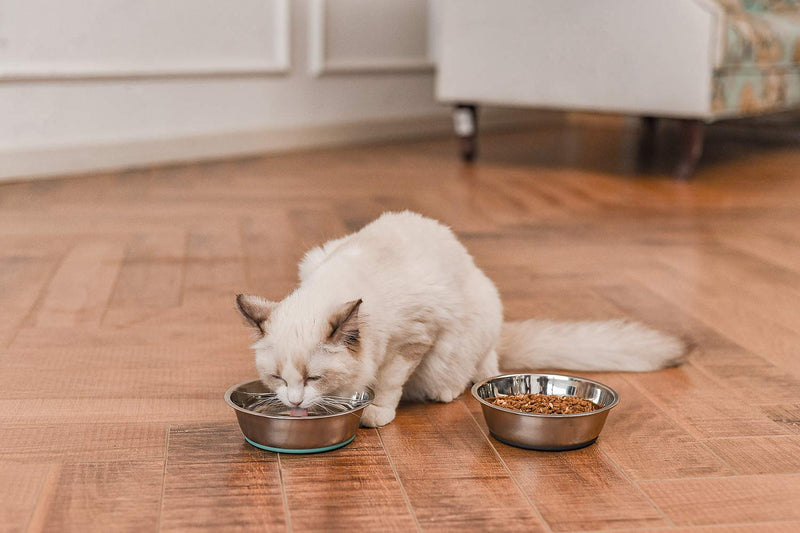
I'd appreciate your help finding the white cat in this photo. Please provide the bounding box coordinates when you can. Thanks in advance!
[236,211,686,427]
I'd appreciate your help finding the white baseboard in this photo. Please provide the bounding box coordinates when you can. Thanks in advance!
[0,108,559,182]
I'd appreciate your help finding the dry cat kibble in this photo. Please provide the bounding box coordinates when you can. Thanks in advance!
[487,393,599,414]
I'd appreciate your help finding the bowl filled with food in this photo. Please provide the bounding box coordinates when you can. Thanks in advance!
[471,373,619,451]
[225,379,373,454]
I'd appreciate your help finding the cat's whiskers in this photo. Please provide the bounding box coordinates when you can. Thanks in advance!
[245,393,288,414]
[307,397,337,415]
[313,395,361,413]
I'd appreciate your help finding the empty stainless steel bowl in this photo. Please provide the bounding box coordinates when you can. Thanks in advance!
[225,379,373,454]
[471,373,619,451]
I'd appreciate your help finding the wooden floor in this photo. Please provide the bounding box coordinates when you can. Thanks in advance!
[2,118,800,532]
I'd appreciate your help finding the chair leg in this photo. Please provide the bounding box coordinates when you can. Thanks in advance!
[453,104,478,162]
[676,119,705,180]
[642,116,658,136]
[638,116,659,163]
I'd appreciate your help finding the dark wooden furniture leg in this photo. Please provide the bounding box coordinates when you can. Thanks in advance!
[676,119,705,180]
[638,116,659,163]
[453,104,478,162]
[642,116,658,136]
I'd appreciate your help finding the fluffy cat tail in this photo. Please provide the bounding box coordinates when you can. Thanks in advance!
[498,319,688,372]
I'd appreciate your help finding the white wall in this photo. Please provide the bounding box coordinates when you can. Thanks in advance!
[0,0,531,181]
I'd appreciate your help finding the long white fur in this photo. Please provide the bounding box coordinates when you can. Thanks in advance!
[499,319,686,372]
[242,211,687,427]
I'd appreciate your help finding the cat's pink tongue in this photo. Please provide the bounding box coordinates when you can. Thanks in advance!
[289,407,308,417]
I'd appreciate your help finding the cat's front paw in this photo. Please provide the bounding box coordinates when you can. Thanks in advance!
[360,404,396,427]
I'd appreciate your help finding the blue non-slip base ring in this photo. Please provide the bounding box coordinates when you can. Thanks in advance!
[245,435,355,454]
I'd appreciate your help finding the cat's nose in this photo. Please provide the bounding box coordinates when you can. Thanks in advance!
[287,388,304,405]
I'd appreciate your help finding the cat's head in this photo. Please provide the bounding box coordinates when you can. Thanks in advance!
[235,293,363,409]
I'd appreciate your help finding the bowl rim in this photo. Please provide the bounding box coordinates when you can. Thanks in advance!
[224,379,374,420]
[470,372,620,418]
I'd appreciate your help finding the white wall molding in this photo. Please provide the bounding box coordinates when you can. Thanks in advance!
[0,0,291,81]
[309,0,434,76]
[0,109,556,182]
[1,0,547,180]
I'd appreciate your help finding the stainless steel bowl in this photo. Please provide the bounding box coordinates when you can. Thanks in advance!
[225,379,373,454]
[471,373,619,451]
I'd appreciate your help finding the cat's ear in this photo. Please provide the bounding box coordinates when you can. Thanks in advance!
[235,294,276,334]
[327,299,362,352]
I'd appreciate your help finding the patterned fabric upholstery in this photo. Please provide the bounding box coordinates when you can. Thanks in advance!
[711,0,800,116]
[712,68,800,116]
[718,0,800,69]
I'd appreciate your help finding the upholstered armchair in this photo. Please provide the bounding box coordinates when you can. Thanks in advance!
[437,0,800,178]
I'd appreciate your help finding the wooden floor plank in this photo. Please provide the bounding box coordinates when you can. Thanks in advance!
[632,523,800,533]
[33,461,163,533]
[33,241,126,328]
[0,245,63,346]
[627,259,800,375]
[716,226,800,278]
[182,230,246,302]
[103,231,187,327]
[759,404,800,435]
[0,423,166,464]
[502,283,625,322]
[0,398,226,426]
[639,474,800,526]
[288,206,349,254]
[596,378,733,480]
[379,401,546,532]
[0,462,52,533]
[0,345,247,402]
[658,243,800,337]
[462,398,667,532]
[240,211,299,299]
[703,437,800,475]
[9,320,247,352]
[627,364,790,439]
[160,424,287,532]
[278,429,418,532]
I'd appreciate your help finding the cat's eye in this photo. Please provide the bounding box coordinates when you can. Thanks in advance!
[270,374,287,385]
[305,376,321,384]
